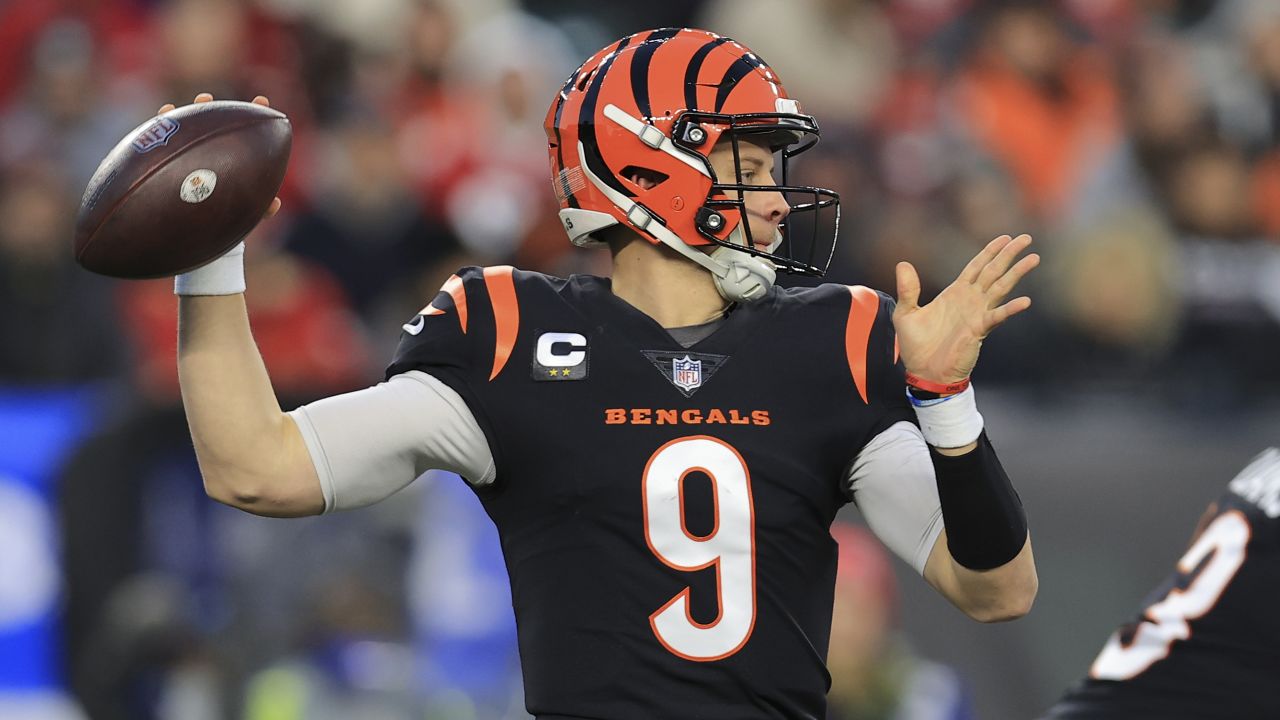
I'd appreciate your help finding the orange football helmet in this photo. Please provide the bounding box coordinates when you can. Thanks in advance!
[544,28,840,302]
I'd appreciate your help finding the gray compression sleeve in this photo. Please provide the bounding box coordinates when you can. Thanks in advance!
[845,421,945,575]
[287,370,495,513]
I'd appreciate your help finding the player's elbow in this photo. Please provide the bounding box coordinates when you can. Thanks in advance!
[201,467,321,518]
[202,468,267,512]
[965,571,1038,623]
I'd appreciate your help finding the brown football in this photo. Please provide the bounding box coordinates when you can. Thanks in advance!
[74,100,292,278]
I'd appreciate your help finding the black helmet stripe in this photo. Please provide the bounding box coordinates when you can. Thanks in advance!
[714,52,767,113]
[579,36,634,197]
[683,36,731,112]
[631,27,680,120]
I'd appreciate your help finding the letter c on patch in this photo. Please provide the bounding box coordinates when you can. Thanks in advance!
[536,332,587,367]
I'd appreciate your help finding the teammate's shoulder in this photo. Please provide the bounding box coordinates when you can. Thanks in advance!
[1225,447,1280,519]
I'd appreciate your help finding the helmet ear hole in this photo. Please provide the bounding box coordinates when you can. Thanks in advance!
[619,166,669,190]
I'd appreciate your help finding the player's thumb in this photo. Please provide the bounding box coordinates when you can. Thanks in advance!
[895,261,920,312]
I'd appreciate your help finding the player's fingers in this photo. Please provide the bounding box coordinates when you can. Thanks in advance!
[895,261,921,312]
[252,95,271,107]
[264,197,282,218]
[986,251,1040,303]
[977,234,1033,291]
[194,92,214,103]
[959,234,1013,284]
[157,103,176,114]
[984,296,1032,331]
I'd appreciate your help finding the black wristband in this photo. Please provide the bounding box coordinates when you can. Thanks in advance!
[931,431,1028,570]
[907,385,944,401]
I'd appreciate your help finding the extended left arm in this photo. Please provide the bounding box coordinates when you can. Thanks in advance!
[893,233,1041,621]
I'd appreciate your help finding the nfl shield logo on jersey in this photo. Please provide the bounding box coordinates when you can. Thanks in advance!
[672,356,702,392]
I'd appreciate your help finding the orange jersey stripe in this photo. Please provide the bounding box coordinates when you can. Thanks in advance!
[422,274,469,333]
[844,286,881,404]
[484,266,520,381]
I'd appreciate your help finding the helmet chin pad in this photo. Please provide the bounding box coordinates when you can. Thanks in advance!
[710,245,776,303]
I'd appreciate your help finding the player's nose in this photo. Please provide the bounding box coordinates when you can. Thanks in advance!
[759,187,789,224]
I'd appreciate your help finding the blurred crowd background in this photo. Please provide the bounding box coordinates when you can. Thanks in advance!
[2,0,1280,718]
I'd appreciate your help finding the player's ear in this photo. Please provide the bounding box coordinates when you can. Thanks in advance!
[620,166,668,191]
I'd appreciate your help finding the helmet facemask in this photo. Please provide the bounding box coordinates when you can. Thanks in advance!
[675,109,841,278]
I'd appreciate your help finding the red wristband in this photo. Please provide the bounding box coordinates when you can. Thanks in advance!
[905,372,970,395]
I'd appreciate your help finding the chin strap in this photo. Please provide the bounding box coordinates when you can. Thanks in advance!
[709,243,776,303]
[574,139,777,303]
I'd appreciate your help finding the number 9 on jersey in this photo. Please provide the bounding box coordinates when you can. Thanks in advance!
[643,436,757,662]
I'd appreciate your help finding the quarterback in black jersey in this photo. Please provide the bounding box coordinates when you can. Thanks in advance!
[1043,449,1280,720]
[168,28,1039,720]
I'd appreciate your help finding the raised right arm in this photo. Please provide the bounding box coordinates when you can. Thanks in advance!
[178,292,325,517]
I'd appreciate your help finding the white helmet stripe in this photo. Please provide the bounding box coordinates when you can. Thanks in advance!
[601,104,712,179]
[575,140,730,280]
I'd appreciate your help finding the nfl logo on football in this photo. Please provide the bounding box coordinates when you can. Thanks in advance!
[132,117,180,153]
[673,356,702,392]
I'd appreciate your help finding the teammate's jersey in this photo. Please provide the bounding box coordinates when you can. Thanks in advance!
[386,266,913,720]
[1045,449,1280,720]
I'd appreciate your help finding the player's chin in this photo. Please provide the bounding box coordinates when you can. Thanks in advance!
[748,227,783,253]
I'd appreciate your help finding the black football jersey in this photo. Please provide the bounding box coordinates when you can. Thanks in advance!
[386,267,913,719]
[1044,449,1280,720]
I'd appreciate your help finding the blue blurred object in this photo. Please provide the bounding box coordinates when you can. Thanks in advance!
[0,388,98,700]
[409,471,525,717]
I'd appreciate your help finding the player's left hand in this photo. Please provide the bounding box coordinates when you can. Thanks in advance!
[892,234,1039,384]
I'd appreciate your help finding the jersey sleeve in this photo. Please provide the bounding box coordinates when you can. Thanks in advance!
[385,267,485,381]
[842,285,916,445]
[287,371,495,513]
[844,420,944,574]
[384,265,522,484]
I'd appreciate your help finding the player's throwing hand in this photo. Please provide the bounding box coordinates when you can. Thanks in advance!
[892,233,1040,385]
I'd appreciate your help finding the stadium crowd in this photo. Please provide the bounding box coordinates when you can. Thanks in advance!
[1,0,1279,718]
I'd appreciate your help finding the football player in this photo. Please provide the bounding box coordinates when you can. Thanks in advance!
[169,28,1039,719]
[1041,448,1280,719]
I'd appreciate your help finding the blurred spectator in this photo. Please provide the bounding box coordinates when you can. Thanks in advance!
[828,523,974,720]
[0,17,140,188]
[441,10,575,266]
[950,2,1120,221]
[70,575,222,720]
[699,0,899,126]
[1165,139,1257,239]
[1046,209,1181,382]
[1070,32,1205,227]
[116,218,372,403]
[282,111,463,328]
[154,0,298,109]
[521,0,705,53]
[242,574,420,720]
[0,165,126,384]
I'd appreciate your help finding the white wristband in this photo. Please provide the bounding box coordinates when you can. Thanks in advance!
[909,384,984,449]
[174,242,246,296]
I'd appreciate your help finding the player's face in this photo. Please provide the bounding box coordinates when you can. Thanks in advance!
[708,137,790,251]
